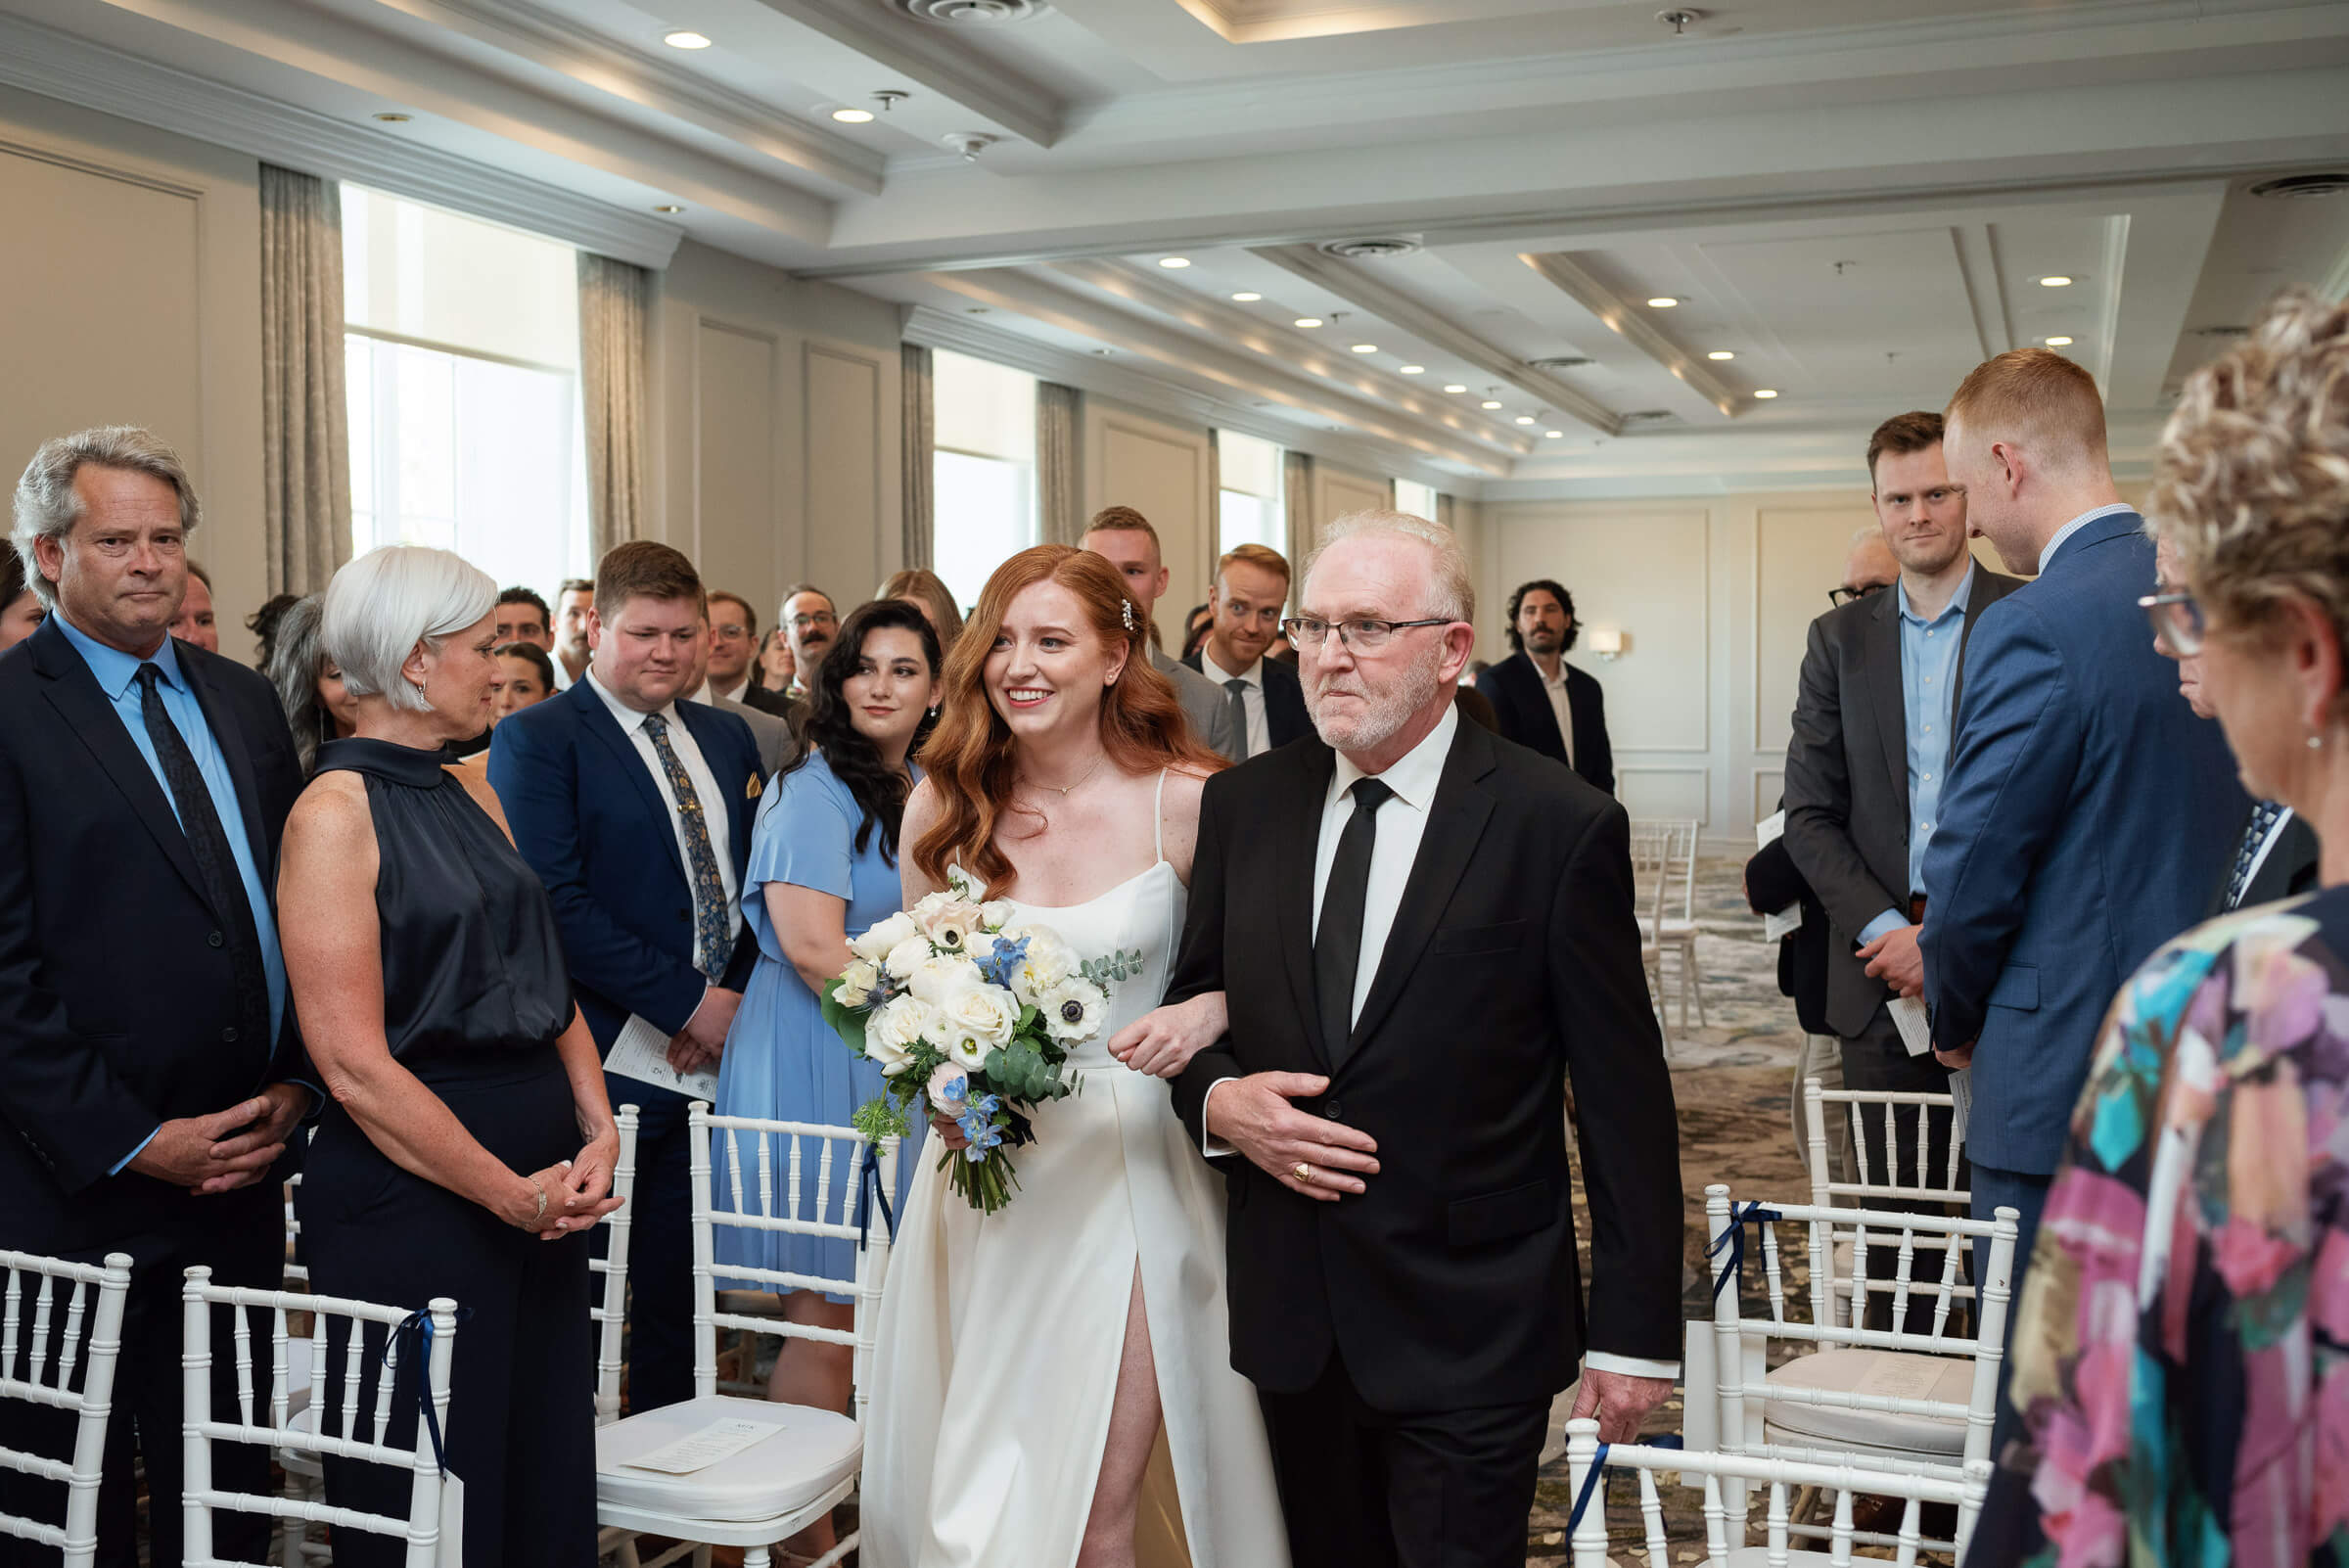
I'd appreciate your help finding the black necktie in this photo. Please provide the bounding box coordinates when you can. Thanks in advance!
[1314,778,1393,1069]
[136,664,270,1051]
[1223,678,1252,761]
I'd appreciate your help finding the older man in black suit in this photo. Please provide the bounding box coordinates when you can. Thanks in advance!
[1475,578,1616,795]
[1163,509,1681,1568]
[0,427,312,1568]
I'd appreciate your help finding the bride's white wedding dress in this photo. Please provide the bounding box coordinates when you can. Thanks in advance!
[860,776,1289,1568]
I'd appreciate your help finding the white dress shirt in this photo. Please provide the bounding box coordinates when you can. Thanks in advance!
[718,676,751,705]
[1535,657,1577,769]
[1207,702,1672,1379]
[2038,502,2137,575]
[1201,645,1271,758]
[584,669,742,945]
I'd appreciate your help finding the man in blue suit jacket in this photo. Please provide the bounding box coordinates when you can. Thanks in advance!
[489,541,761,1413]
[1922,350,2243,1308]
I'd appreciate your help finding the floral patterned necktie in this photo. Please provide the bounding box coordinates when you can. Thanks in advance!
[642,711,731,977]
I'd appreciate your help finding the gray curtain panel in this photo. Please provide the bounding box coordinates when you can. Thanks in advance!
[578,253,651,559]
[1386,477,1399,509]
[259,165,351,596]
[901,344,935,569]
[1282,448,1314,574]
[1206,428,1223,555]
[1436,492,1455,530]
[1036,381,1082,546]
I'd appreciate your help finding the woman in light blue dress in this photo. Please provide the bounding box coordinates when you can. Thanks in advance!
[714,599,939,1438]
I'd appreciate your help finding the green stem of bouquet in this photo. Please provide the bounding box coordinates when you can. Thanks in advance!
[937,1144,1021,1214]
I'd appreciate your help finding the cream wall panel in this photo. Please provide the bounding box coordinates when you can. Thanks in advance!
[1618,765,1711,827]
[0,88,262,657]
[805,344,886,605]
[1753,768,1786,823]
[1753,503,1877,752]
[1314,465,1389,539]
[1083,398,1210,647]
[689,322,780,611]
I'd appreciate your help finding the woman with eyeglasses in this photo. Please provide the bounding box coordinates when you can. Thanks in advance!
[1974,287,2349,1565]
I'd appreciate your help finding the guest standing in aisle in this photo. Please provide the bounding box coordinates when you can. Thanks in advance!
[1475,578,1616,795]
[490,539,763,1414]
[1187,542,1310,759]
[283,544,621,1567]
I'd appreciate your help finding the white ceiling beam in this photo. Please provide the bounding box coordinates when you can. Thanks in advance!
[1516,252,1744,418]
[2100,185,2229,407]
[1949,223,2016,360]
[1251,243,1621,436]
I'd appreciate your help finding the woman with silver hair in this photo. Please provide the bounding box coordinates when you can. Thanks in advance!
[279,544,620,1567]
[262,594,358,775]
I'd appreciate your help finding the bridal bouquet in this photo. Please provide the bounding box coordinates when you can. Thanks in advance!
[821,867,1134,1214]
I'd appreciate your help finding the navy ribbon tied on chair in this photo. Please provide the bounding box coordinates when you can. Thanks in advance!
[1567,1433,1681,1534]
[1707,1201,1781,1300]
[854,1143,896,1252]
[387,1308,467,1474]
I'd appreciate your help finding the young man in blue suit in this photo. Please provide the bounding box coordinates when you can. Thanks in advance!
[1921,349,2243,1333]
[489,540,761,1413]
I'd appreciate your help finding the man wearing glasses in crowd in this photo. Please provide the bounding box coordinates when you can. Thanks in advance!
[773,583,837,709]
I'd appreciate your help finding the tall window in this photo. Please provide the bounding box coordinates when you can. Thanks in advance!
[1395,479,1440,520]
[932,350,1038,613]
[1217,430,1284,557]
[343,186,589,594]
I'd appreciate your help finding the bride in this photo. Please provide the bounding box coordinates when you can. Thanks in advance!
[861,544,1290,1568]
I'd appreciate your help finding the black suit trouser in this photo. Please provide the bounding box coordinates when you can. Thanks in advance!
[1258,1346,1550,1568]
[598,1075,697,1413]
[0,1204,280,1568]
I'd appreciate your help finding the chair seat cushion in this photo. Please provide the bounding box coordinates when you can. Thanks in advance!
[1762,1349,1970,1456]
[596,1394,860,1523]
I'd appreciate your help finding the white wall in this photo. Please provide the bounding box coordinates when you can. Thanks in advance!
[1082,394,1213,648]
[0,85,265,657]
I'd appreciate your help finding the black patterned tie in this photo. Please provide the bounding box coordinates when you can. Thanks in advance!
[642,712,732,977]
[1314,778,1393,1069]
[136,665,270,1050]
[1223,677,1252,761]
[2225,801,2286,910]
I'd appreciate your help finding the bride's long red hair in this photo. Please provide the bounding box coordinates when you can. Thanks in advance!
[913,544,1225,889]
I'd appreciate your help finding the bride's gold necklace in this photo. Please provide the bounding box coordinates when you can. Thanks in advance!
[1018,754,1106,812]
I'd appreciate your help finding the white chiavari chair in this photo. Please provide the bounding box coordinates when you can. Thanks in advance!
[592,1104,643,1427]
[1648,816,1708,1029]
[0,1248,132,1568]
[594,1104,898,1568]
[1698,1183,2014,1552]
[181,1266,458,1568]
[1564,1417,1991,1566]
[1628,820,1678,1053]
[1803,1078,1968,1328]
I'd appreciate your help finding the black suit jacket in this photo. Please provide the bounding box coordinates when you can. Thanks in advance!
[1473,652,1615,795]
[1183,649,1312,750]
[1168,719,1682,1412]
[736,680,797,720]
[0,619,308,1253]
[488,679,762,1049]
[1745,831,1829,1038]
[2205,806,2321,917]
[1781,570,2023,1039]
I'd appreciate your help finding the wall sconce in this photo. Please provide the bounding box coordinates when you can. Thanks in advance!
[1588,625,1626,662]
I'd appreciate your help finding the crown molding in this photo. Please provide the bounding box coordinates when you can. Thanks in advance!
[901,304,1495,492]
[728,0,1064,149]
[0,12,686,268]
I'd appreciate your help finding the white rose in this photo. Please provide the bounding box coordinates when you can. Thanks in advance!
[964,931,1000,965]
[915,899,985,955]
[907,953,984,1006]
[980,899,1015,931]
[883,935,934,983]
[834,957,884,1009]
[850,910,918,963]
[944,984,1021,1053]
[1002,925,1077,1004]
[863,995,934,1076]
[1036,978,1109,1043]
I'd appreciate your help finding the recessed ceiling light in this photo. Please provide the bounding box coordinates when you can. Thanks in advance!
[1754,389,1779,399]
[1545,430,1565,438]
[664,29,713,48]
[372,112,412,122]
[653,203,685,213]
[1481,399,1503,409]
[1514,415,1536,425]
[831,108,875,123]
[1707,349,1736,361]
[1399,365,1425,375]
[1350,344,1378,354]
[2040,276,2074,288]
[1293,317,1322,329]
[1158,256,1191,269]
[1646,297,1681,308]
[1443,384,1468,393]
[1230,292,1262,302]
[2045,335,2074,346]
[1093,347,1114,356]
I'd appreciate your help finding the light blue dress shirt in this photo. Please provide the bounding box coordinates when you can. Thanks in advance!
[54,615,290,1170]
[1857,564,1976,946]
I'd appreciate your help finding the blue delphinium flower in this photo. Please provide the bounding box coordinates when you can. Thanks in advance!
[957,1090,1005,1163]
[973,933,1031,992]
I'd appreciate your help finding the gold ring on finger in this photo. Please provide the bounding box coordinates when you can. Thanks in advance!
[1294,1162,1313,1182]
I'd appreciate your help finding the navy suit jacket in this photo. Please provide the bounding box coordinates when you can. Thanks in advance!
[1920,512,2245,1174]
[1183,649,1313,750]
[488,678,762,1050]
[0,619,309,1253]
[1474,652,1615,796]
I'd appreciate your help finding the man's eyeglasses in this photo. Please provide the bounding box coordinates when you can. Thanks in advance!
[789,612,837,631]
[1281,617,1451,651]
[1828,583,1890,608]
[2139,587,2206,658]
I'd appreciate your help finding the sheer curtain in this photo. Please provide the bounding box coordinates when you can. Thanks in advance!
[259,165,351,594]
[1036,382,1082,545]
[1282,449,1314,573]
[902,345,935,569]
[577,253,650,557]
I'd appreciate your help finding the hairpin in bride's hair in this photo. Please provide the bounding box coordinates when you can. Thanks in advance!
[1121,598,1136,633]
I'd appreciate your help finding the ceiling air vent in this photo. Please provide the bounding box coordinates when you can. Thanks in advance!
[1527,356,1593,371]
[1316,236,1422,260]
[2249,172,2349,200]
[1620,409,1679,425]
[900,0,1045,23]
[2193,324,2252,340]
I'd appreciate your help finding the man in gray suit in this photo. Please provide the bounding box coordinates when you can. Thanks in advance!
[691,618,796,778]
[1782,411,2023,1317]
[1083,505,1240,760]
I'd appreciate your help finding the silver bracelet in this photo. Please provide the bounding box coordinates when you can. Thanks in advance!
[528,1177,548,1226]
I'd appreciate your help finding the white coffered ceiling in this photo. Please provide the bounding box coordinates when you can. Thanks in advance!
[6,0,2349,494]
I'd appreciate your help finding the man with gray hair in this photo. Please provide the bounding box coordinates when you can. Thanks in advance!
[1156,509,1683,1568]
[0,426,311,1567]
